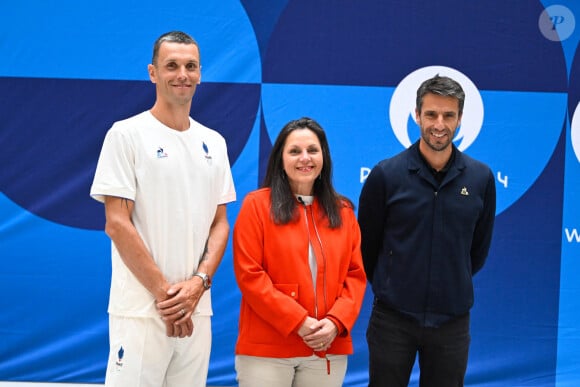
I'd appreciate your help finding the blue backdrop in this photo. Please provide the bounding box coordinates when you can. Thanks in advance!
[1,1,579,386]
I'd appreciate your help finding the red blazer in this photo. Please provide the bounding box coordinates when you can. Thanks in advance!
[233,188,367,358]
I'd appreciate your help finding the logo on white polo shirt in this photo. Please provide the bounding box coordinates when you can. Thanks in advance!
[115,346,124,370]
[203,141,213,165]
[157,147,168,158]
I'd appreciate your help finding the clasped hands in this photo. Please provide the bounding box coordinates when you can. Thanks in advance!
[156,279,204,338]
[297,316,338,351]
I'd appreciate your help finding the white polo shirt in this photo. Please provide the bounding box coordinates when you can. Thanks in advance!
[90,111,236,318]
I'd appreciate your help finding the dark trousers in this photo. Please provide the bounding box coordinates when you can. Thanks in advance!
[367,301,470,387]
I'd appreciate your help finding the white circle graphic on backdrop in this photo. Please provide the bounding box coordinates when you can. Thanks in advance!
[389,66,484,151]
[538,5,576,42]
[572,102,580,163]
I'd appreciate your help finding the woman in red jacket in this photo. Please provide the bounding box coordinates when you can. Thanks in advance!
[233,117,367,386]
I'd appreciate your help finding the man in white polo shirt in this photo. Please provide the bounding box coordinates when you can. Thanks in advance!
[90,30,236,387]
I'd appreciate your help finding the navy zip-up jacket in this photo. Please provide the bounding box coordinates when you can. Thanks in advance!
[358,141,496,321]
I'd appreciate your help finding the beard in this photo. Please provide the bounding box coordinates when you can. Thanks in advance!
[421,127,454,152]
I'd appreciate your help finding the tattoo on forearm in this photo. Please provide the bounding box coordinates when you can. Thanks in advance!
[121,198,130,210]
[199,238,209,263]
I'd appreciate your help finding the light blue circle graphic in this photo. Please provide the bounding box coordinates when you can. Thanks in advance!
[571,102,580,163]
[262,83,566,216]
[0,1,261,83]
[390,66,484,152]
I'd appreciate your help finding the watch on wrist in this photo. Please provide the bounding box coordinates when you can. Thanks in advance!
[193,272,212,290]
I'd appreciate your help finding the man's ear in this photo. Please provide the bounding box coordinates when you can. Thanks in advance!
[147,64,156,84]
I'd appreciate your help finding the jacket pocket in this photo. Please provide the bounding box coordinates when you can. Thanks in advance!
[274,283,299,300]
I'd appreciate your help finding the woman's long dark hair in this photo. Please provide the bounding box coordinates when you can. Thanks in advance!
[262,117,353,228]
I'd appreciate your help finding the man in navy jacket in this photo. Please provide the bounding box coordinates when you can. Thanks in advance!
[358,74,496,387]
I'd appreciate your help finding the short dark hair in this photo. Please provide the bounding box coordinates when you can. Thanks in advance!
[416,74,465,116]
[151,31,199,65]
[262,117,352,227]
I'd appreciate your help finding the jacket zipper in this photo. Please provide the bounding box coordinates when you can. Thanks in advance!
[309,207,328,314]
[300,200,331,374]
[301,203,318,318]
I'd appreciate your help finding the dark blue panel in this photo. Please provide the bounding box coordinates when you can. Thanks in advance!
[241,0,290,61]
[263,0,567,91]
[0,77,259,230]
[569,44,580,111]
[258,110,272,186]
